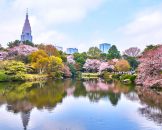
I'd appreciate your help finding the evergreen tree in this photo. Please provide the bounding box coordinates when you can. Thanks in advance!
[107,45,121,59]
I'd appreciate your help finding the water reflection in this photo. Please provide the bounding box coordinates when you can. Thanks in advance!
[137,87,162,125]
[0,80,162,130]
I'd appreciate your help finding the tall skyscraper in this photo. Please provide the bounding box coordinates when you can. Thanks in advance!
[99,43,111,53]
[21,10,32,42]
[66,48,78,54]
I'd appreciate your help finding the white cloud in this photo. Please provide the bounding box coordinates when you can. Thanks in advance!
[116,6,162,52]
[0,0,104,48]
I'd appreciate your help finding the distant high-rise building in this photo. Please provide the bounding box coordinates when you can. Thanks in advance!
[21,10,32,42]
[99,43,111,53]
[66,48,78,54]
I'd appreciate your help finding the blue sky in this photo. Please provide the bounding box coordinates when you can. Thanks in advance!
[0,0,162,52]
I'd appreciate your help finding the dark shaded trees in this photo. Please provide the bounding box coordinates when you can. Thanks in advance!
[107,45,121,59]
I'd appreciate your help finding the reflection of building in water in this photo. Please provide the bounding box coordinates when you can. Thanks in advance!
[21,111,31,130]
[6,100,33,130]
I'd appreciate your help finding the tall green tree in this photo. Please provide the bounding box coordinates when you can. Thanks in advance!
[87,47,101,59]
[123,55,139,70]
[73,52,87,70]
[100,53,107,61]
[23,40,34,46]
[107,45,121,59]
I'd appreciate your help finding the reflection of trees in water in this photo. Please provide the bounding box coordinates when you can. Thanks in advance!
[125,92,139,101]
[0,80,135,110]
[137,87,162,125]
[73,79,134,106]
[0,80,68,130]
[138,106,162,124]
[0,79,135,129]
[0,80,67,114]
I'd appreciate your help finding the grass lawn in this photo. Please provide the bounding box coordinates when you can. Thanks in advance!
[81,73,99,79]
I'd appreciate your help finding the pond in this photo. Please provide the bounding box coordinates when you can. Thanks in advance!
[0,79,162,130]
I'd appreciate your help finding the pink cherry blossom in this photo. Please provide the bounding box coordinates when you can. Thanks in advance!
[8,44,38,56]
[0,51,8,60]
[83,59,101,72]
[136,45,162,88]
[67,55,75,64]
[99,62,114,72]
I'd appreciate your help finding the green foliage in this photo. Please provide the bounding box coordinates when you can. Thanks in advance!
[29,50,48,63]
[107,45,121,59]
[112,73,136,84]
[102,72,113,82]
[100,53,107,61]
[0,44,4,50]
[4,61,27,75]
[81,73,99,79]
[120,74,137,83]
[29,50,49,74]
[58,51,67,62]
[7,40,34,48]
[0,70,10,81]
[14,55,29,64]
[30,50,63,75]
[87,47,101,59]
[112,73,122,79]
[143,44,159,53]
[123,55,139,70]
[73,52,87,70]
[7,40,21,48]
[48,56,63,77]
[23,40,34,46]
[10,73,26,81]
[68,64,77,77]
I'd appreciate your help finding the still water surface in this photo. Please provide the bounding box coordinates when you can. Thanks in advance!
[0,79,162,130]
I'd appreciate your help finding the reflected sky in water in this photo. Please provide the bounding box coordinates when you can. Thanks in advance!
[0,79,162,130]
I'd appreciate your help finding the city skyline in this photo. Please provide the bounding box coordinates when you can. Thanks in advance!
[0,0,162,52]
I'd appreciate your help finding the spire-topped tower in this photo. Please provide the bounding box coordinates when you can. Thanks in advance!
[21,9,32,42]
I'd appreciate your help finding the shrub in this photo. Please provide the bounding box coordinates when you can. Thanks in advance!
[112,73,122,79]
[103,72,113,82]
[4,60,27,75]
[120,74,136,83]
[115,60,130,72]
[0,70,10,81]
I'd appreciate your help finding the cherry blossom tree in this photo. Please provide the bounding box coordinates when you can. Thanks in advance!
[136,45,162,88]
[62,65,72,78]
[83,59,101,72]
[98,62,114,72]
[67,55,75,64]
[8,44,38,56]
[123,47,140,57]
[0,51,8,60]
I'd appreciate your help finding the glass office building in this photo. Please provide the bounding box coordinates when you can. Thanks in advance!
[66,48,78,54]
[99,43,111,53]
